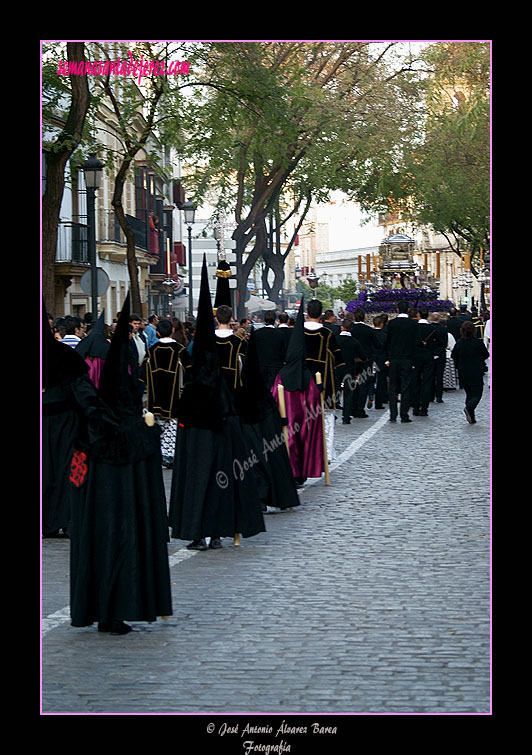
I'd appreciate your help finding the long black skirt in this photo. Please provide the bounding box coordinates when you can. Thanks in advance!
[242,410,300,510]
[69,450,172,627]
[168,415,266,541]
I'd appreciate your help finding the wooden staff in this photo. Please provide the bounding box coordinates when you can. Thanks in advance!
[315,372,330,485]
[278,382,294,508]
[277,383,290,453]
[234,533,240,547]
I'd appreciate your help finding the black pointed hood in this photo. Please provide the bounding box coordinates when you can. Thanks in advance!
[178,256,228,429]
[75,309,110,360]
[86,293,161,465]
[97,293,140,417]
[278,296,311,392]
[42,298,88,390]
[213,258,232,311]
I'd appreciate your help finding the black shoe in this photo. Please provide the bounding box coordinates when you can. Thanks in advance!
[401,417,413,423]
[389,417,397,423]
[436,398,444,403]
[342,419,351,424]
[110,620,133,635]
[375,405,385,410]
[187,539,208,551]
[419,409,428,416]
[98,622,112,632]
[464,408,474,424]
[209,537,223,549]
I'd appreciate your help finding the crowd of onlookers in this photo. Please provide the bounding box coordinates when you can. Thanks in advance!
[49,302,490,353]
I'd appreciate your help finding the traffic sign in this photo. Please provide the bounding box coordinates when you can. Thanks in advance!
[80,268,110,297]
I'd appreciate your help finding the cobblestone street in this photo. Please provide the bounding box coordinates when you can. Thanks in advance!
[41,383,491,719]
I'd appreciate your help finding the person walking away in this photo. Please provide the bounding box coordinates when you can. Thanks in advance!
[144,318,191,468]
[349,307,382,417]
[451,320,489,424]
[428,312,448,404]
[335,319,366,424]
[384,300,418,423]
[372,315,388,409]
[254,310,286,389]
[304,299,345,460]
[411,307,444,417]
[271,297,324,485]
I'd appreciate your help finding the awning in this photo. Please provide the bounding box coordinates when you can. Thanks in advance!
[246,295,277,312]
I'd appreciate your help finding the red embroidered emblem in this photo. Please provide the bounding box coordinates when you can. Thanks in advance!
[69,449,88,488]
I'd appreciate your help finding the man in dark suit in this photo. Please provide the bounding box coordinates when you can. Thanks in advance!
[277,312,292,362]
[254,310,286,389]
[372,315,388,409]
[384,300,419,423]
[429,312,448,403]
[323,310,341,338]
[411,307,445,417]
[335,319,366,423]
[348,307,382,418]
[447,306,471,342]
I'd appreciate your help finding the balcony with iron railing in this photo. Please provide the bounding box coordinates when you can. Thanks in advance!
[55,210,166,270]
[55,220,89,264]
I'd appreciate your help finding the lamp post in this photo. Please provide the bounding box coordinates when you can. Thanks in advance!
[82,154,103,318]
[306,271,320,299]
[182,200,196,318]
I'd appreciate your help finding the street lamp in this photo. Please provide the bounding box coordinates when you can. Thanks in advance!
[182,200,196,318]
[82,153,103,318]
[306,271,320,298]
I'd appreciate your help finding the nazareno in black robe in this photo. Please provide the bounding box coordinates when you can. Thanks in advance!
[42,300,92,536]
[68,294,172,627]
[236,326,300,511]
[168,257,266,542]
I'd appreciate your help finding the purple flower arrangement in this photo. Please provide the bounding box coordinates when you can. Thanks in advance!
[345,289,454,314]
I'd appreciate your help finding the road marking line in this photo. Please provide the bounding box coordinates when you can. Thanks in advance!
[302,411,389,489]
[43,414,388,635]
[42,550,199,637]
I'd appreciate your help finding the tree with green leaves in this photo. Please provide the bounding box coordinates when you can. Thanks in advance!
[42,41,189,314]
[88,41,191,313]
[355,42,490,270]
[177,42,425,318]
[42,42,91,312]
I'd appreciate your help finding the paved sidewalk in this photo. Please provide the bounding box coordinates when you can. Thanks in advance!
[41,384,491,716]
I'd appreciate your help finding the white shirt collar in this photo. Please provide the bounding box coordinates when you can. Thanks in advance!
[215,328,233,338]
[418,319,429,324]
[397,313,409,318]
[158,337,175,343]
[339,331,351,336]
[304,321,322,330]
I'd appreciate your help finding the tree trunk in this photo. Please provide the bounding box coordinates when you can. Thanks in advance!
[113,195,142,315]
[111,157,142,313]
[42,42,91,313]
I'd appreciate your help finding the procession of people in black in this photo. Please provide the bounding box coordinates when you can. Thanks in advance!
[42,274,490,635]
